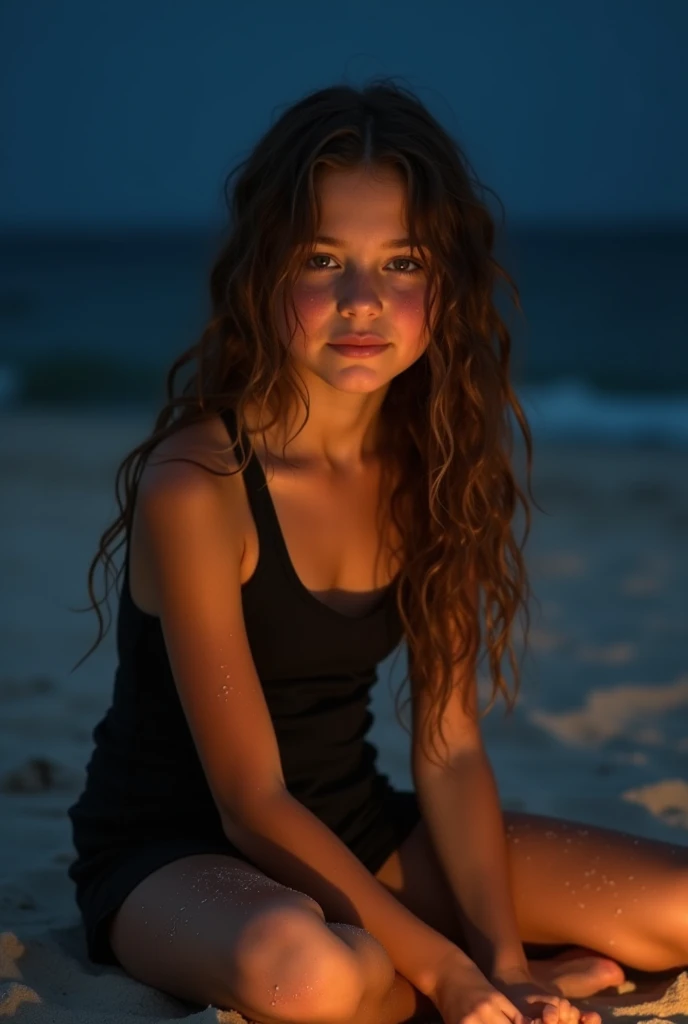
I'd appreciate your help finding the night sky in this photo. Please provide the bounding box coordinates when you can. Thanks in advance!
[2,0,687,230]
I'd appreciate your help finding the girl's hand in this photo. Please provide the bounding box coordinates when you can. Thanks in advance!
[432,962,534,1023]
[491,967,602,1024]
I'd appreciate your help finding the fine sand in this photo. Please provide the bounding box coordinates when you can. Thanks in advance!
[0,408,687,1023]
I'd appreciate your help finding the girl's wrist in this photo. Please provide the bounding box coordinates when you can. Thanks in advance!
[421,945,484,1002]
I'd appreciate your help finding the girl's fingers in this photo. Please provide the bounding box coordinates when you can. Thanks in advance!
[540,995,584,1024]
[500,1010,531,1024]
[558,997,577,1023]
[495,994,534,1023]
[526,994,599,1024]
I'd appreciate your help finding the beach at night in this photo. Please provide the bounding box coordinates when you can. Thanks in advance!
[1,409,687,1022]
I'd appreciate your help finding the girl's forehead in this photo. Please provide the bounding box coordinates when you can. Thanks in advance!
[315,164,407,201]
[314,166,411,236]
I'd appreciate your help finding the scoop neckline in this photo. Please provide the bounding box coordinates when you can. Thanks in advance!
[245,454,400,624]
[229,411,400,625]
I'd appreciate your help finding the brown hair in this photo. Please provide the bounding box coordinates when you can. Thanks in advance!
[76,78,538,766]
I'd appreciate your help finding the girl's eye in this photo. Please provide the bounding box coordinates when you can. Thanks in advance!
[388,257,423,274]
[306,254,423,274]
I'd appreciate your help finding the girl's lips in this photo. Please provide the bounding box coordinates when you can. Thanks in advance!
[328,343,391,358]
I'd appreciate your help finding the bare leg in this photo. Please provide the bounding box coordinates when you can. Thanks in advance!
[108,851,434,1024]
[503,813,688,974]
[375,810,688,996]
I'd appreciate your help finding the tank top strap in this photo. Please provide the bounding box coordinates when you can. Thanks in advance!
[219,406,283,554]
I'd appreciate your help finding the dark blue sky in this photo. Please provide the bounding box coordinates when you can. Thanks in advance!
[2,0,687,230]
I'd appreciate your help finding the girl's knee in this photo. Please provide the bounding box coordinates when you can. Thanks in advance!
[327,921,395,998]
[229,902,369,1022]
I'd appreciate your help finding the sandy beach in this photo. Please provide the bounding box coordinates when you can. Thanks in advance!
[0,408,687,1023]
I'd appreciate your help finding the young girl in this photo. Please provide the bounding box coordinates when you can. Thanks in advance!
[68,81,687,1024]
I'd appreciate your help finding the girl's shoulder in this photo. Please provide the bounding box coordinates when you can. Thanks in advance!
[129,414,248,615]
[144,413,241,481]
[136,412,248,534]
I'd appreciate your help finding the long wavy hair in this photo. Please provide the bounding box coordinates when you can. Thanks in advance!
[77,78,538,766]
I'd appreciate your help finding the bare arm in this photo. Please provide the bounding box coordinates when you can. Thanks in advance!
[415,744,528,978]
[227,788,465,996]
[411,640,528,979]
[135,455,471,1001]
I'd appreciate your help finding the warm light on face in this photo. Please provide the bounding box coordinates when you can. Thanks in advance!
[276,164,432,395]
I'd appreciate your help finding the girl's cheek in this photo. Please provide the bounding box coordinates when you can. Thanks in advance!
[292,278,327,305]
[391,288,427,331]
[293,282,330,321]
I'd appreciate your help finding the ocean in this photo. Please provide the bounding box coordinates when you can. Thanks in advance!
[1,226,687,446]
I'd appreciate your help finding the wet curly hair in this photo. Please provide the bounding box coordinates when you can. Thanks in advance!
[77,78,538,766]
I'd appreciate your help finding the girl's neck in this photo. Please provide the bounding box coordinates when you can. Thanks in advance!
[242,394,390,471]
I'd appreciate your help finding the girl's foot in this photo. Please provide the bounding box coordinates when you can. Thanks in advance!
[529,948,626,998]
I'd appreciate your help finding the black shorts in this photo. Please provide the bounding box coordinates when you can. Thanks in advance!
[70,788,422,967]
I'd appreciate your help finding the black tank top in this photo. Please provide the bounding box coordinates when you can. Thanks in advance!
[68,408,405,863]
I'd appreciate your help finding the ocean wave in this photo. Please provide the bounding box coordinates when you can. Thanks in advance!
[519,379,688,447]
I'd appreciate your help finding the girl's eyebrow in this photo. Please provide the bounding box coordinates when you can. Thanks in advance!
[314,235,414,249]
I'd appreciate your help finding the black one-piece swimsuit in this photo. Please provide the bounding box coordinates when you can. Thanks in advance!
[67,407,422,966]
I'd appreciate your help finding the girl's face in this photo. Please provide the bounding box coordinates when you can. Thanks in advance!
[277,164,432,395]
